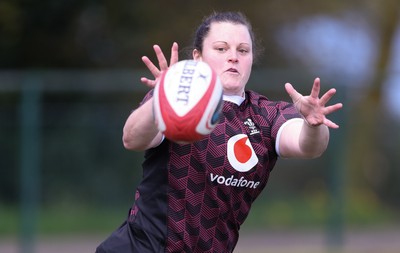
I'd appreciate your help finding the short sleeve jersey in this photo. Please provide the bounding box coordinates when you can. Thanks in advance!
[128,90,301,253]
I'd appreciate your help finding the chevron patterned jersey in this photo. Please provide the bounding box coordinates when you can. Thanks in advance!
[105,90,301,253]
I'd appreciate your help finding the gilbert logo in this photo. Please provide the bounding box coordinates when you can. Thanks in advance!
[227,134,258,172]
[176,60,198,105]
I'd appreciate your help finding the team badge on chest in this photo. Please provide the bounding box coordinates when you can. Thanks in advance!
[244,118,260,135]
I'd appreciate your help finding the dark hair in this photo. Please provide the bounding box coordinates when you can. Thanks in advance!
[192,11,263,62]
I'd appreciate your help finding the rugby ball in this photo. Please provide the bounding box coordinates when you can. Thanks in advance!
[153,60,223,143]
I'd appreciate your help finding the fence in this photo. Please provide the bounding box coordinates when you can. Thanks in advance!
[0,69,347,253]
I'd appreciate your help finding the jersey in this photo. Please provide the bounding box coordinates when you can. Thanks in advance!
[96,90,301,253]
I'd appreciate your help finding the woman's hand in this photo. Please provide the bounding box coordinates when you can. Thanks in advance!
[285,78,343,128]
[140,42,179,88]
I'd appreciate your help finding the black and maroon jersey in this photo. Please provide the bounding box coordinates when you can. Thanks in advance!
[96,90,301,253]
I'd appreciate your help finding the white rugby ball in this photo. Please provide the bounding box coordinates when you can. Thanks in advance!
[153,60,223,143]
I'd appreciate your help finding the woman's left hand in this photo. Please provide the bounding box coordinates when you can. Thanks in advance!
[285,78,343,128]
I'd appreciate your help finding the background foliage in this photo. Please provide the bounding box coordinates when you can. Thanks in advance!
[1,0,399,237]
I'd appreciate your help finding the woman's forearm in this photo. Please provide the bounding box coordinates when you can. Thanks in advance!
[278,118,330,159]
[298,120,329,158]
[122,98,162,151]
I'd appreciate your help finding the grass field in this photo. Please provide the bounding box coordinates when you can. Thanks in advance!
[1,199,399,252]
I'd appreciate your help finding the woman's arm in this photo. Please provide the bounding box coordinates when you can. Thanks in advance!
[278,118,329,158]
[122,97,163,151]
[122,42,179,151]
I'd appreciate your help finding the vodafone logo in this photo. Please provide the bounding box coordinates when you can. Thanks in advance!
[227,134,258,172]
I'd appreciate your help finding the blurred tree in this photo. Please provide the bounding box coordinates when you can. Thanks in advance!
[0,0,359,69]
[346,0,400,204]
[1,0,399,214]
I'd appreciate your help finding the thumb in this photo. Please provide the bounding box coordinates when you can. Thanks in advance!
[284,83,302,103]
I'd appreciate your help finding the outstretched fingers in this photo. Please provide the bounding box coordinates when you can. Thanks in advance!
[320,87,343,115]
[323,117,340,129]
[284,82,302,104]
[285,78,343,129]
[170,42,179,66]
[140,76,157,88]
[319,88,337,106]
[142,55,161,78]
[310,78,321,99]
[154,44,169,71]
[154,42,179,71]
[324,102,343,115]
[140,42,180,88]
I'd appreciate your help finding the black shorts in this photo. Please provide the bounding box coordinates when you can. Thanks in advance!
[95,220,165,253]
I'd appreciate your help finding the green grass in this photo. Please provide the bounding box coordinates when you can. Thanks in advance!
[244,195,398,230]
[0,204,127,236]
[1,196,398,236]
[37,205,126,235]
[0,205,19,236]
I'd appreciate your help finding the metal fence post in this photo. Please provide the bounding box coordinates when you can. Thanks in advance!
[19,74,42,253]
[326,84,348,252]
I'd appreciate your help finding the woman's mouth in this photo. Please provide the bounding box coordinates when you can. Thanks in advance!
[226,68,239,74]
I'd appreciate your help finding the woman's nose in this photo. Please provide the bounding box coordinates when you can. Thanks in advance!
[228,51,238,63]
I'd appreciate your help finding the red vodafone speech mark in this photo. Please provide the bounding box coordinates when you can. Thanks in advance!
[227,134,258,172]
[233,136,252,163]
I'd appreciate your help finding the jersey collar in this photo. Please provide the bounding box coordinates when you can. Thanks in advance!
[223,94,245,106]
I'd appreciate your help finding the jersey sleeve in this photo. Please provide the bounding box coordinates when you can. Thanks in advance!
[140,89,154,106]
[128,89,154,115]
[270,101,301,141]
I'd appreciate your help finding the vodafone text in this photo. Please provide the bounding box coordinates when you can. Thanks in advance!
[176,60,198,105]
[210,173,260,189]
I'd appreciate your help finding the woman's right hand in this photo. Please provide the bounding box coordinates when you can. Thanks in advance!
[140,42,179,88]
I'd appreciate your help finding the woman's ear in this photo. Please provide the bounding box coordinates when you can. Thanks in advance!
[192,49,202,60]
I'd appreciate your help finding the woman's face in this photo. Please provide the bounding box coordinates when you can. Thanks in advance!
[193,22,253,96]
